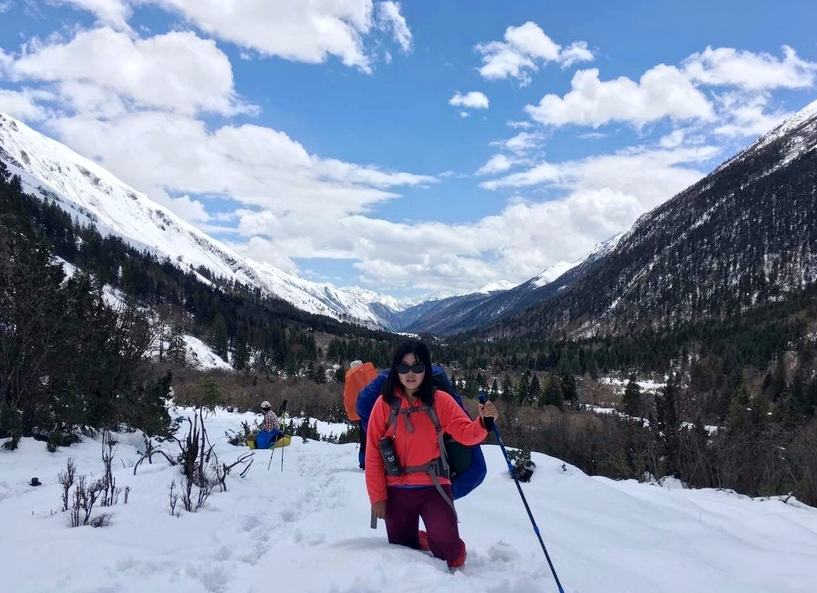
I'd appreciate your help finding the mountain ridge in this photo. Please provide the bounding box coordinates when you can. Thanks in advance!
[0,113,407,329]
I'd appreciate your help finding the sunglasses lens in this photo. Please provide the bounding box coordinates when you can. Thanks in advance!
[397,363,425,374]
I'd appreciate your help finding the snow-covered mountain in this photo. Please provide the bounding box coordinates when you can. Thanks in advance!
[490,97,817,339]
[391,233,623,335]
[2,406,815,593]
[0,113,406,329]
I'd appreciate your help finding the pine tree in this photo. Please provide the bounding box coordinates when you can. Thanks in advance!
[166,324,187,365]
[517,372,530,405]
[622,374,642,416]
[232,337,249,371]
[500,374,514,403]
[210,314,229,361]
[528,374,541,406]
[542,376,563,409]
[560,373,578,407]
[654,375,681,477]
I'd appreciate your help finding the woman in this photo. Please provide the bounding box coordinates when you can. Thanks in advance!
[365,340,499,568]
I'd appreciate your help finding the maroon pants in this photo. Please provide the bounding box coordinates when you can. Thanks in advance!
[385,485,463,564]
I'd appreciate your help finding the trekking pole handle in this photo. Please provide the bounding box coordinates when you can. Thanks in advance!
[478,392,495,432]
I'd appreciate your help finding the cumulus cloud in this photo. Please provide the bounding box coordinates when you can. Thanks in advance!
[141,0,406,72]
[476,22,594,85]
[490,131,544,154]
[9,27,249,116]
[226,143,720,294]
[48,111,435,222]
[525,66,714,128]
[449,91,489,110]
[0,87,54,121]
[38,107,715,295]
[476,154,514,176]
[684,46,817,91]
[166,194,210,223]
[376,1,412,53]
[480,145,718,198]
[713,93,791,137]
[51,0,132,30]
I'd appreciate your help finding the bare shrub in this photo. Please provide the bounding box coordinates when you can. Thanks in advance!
[168,480,180,517]
[69,475,105,527]
[58,458,76,512]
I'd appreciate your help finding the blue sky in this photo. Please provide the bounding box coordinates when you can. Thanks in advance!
[1,1,816,299]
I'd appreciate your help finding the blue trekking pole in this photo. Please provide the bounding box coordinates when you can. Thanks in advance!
[479,392,566,593]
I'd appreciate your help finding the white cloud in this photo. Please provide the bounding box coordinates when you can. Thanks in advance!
[713,93,791,137]
[49,111,435,222]
[480,145,718,198]
[51,0,132,30]
[525,66,714,128]
[560,41,594,68]
[0,87,54,121]
[684,46,817,91]
[225,143,720,295]
[659,129,686,149]
[10,28,249,116]
[376,1,412,53]
[449,91,489,110]
[166,194,210,223]
[142,0,405,72]
[491,131,543,154]
[476,22,594,85]
[476,154,513,175]
[0,2,12,14]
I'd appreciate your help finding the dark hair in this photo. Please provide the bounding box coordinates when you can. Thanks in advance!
[381,340,435,406]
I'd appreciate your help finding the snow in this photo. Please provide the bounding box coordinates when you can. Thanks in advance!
[476,280,517,293]
[0,113,402,329]
[2,406,815,593]
[532,260,577,288]
[532,234,623,289]
[599,376,666,393]
[183,335,232,371]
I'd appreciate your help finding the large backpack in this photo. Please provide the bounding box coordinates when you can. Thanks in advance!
[356,365,487,499]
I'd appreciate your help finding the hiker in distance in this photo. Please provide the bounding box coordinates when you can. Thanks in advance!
[365,339,499,569]
[255,400,282,449]
[343,359,377,469]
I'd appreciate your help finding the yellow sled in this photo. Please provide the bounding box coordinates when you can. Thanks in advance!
[246,434,291,449]
[273,435,292,449]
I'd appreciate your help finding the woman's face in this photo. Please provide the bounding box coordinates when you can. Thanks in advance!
[397,352,425,394]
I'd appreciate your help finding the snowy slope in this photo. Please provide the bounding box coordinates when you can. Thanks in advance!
[2,407,816,593]
[0,113,406,328]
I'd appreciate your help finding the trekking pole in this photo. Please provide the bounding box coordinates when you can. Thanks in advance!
[280,438,285,472]
[479,393,566,593]
[267,445,276,471]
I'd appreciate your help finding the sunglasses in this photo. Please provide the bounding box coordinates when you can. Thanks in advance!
[396,363,426,374]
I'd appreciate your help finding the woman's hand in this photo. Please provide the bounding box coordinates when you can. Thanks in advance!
[478,400,499,422]
[372,500,387,519]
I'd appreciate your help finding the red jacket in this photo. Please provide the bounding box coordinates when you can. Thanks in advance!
[343,362,377,421]
[365,389,487,504]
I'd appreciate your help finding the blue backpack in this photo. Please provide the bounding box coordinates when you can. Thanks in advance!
[356,365,487,499]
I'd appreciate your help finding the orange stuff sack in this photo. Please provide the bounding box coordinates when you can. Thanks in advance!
[343,362,377,421]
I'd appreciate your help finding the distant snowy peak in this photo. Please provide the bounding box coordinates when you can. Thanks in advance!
[0,113,400,328]
[477,280,517,293]
[531,233,623,288]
